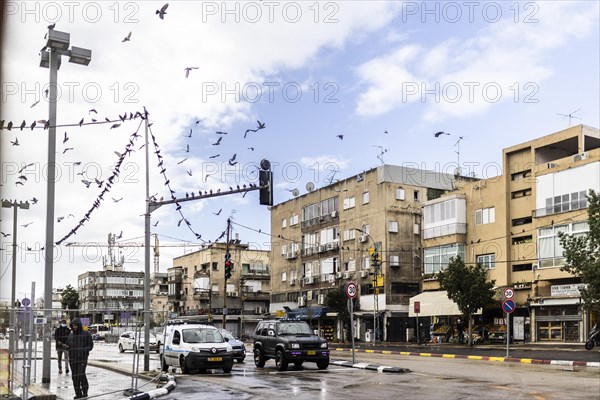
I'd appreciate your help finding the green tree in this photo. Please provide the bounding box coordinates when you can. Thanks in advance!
[438,256,496,346]
[61,284,79,318]
[558,189,600,318]
[325,285,359,343]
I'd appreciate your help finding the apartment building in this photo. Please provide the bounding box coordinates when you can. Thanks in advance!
[418,125,599,342]
[269,165,459,342]
[150,272,169,326]
[167,240,270,337]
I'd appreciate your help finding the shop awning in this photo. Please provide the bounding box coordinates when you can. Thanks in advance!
[409,291,481,317]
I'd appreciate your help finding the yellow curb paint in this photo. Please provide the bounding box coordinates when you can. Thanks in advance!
[489,357,506,362]
[335,348,345,351]
[442,354,455,358]
[400,352,411,356]
[520,359,533,364]
[365,350,375,353]
[467,355,483,360]
[382,351,392,355]
[420,353,432,357]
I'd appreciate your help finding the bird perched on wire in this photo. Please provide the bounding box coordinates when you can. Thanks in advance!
[184,67,198,78]
[156,3,169,19]
[434,131,450,138]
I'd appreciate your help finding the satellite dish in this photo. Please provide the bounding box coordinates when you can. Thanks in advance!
[292,189,300,197]
[306,182,315,192]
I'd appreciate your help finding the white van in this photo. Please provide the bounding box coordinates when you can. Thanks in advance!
[161,322,234,374]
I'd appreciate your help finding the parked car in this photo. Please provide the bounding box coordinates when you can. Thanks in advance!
[118,331,159,353]
[218,329,246,362]
[253,319,329,371]
[161,323,233,374]
[89,324,110,340]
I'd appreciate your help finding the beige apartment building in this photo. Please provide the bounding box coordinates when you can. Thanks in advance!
[269,165,460,342]
[417,125,599,343]
[167,241,270,338]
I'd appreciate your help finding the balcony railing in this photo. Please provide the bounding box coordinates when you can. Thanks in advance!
[533,200,587,217]
[423,223,467,239]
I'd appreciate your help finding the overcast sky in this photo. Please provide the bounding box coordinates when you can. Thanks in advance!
[1,1,599,301]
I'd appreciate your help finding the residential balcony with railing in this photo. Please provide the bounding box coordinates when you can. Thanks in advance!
[193,287,211,300]
[241,267,270,279]
[242,291,270,301]
[422,223,467,239]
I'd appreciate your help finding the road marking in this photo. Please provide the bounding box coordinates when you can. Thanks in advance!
[489,357,505,362]
[442,354,455,358]
[467,355,483,360]
[419,353,432,357]
[519,359,532,364]
[382,351,392,355]
[365,350,375,353]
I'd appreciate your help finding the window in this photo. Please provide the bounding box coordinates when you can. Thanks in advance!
[544,191,587,216]
[345,259,356,272]
[290,214,299,226]
[282,218,287,228]
[512,264,532,272]
[342,229,356,241]
[212,262,218,271]
[361,257,370,270]
[476,254,495,269]
[424,243,465,274]
[512,235,532,245]
[281,272,286,282]
[396,188,405,200]
[320,197,339,216]
[391,282,419,295]
[414,190,420,201]
[475,207,495,225]
[511,188,532,199]
[511,169,532,182]
[362,192,370,204]
[389,255,399,267]
[538,221,588,268]
[512,216,532,226]
[343,197,356,210]
[281,245,287,256]
[388,221,398,233]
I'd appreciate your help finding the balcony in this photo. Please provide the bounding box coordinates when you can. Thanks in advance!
[242,291,270,301]
[241,268,270,279]
[193,288,211,300]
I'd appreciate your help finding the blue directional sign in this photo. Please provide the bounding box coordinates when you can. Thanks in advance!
[502,299,516,314]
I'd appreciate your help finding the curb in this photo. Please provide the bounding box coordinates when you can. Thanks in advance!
[333,348,600,368]
[330,360,410,373]
[116,374,177,400]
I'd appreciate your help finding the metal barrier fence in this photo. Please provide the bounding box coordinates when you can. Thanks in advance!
[0,307,169,399]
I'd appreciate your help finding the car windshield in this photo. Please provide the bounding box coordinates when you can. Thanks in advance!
[277,322,313,335]
[182,329,223,344]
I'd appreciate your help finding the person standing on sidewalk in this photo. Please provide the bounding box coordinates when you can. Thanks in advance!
[67,318,93,399]
[457,319,464,344]
[54,319,70,374]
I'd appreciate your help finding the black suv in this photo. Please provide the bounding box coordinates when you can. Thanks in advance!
[253,319,329,371]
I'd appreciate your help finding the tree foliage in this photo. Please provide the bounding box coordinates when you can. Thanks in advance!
[559,189,600,317]
[61,284,79,311]
[438,256,496,346]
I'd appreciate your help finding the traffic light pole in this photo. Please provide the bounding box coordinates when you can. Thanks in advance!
[223,218,231,330]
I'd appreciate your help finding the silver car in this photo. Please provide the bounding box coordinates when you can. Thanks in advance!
[218,329,246,362]
[118,331,159,353]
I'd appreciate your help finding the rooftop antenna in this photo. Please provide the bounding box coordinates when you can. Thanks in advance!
[454,136,464,175]
[372,145,389,165]
[556,109,581,126]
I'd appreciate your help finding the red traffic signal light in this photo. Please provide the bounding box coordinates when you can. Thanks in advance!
[225,260,233,280]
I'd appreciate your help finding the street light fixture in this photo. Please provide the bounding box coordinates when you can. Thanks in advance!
[39,27,92,385]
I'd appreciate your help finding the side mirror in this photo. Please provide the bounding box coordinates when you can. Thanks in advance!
[268,330,275,337]
[224,337,229,342]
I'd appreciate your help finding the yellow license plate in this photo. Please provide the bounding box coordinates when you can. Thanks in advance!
[208,357,222,362]
[307,351,316,355]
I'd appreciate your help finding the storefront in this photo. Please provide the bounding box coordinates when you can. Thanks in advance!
[529,284,586,342]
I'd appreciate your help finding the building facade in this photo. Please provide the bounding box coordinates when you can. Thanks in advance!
[167,241,270,338]
[269,165,459,342]
[419,125,599,343]
[150,272,169,326]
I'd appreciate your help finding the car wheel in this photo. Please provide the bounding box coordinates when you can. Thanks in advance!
[254,348,266,368]
[161,355,169,372]
[223,366,232,373]
[180,356,190,374]
[118,344,124,353]
[237,357,245,363]
[316,359,329,370]
[275,349,288,372]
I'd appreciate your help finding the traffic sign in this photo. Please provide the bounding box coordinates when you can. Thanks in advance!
[504,288,514,299]
[502,299,516,314]
[414,301,420,314]
[21,298,31,307]
[345,282,358,299]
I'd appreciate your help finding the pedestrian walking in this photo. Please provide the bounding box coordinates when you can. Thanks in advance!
[67,318,93,399]
[457,318,464,344]
[54,319,70,374]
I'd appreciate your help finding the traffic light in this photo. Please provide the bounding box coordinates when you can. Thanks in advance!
[224,252,232,280]
[259,159,273,206]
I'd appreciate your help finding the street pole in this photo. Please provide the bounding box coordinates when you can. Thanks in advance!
[143,114,151,371]
[42,47,59,384]
[506,312,510,358]
[223,219,231,330]
[349,298,355,365]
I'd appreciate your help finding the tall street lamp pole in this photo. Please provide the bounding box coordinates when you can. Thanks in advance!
[40,27,92,384]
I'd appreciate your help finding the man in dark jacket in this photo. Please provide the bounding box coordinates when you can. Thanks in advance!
[54,319,70,374]
[67,318,93,399]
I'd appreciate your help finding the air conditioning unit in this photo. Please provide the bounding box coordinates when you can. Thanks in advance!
[532,263,539,270]
[359,235,368,243]
[298,297,305,307]
[328,275,336,283]
[289,279,296,286]
[573,152,589,162]
[227,291,238,297]
[331,211,338,218]
[547,162,557,169]
[343,271,350,279]
[326,242,335,250]
[336,272,343,279]
[360,271,369,278]
[319,245,327,253]
[305,276,315,284]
